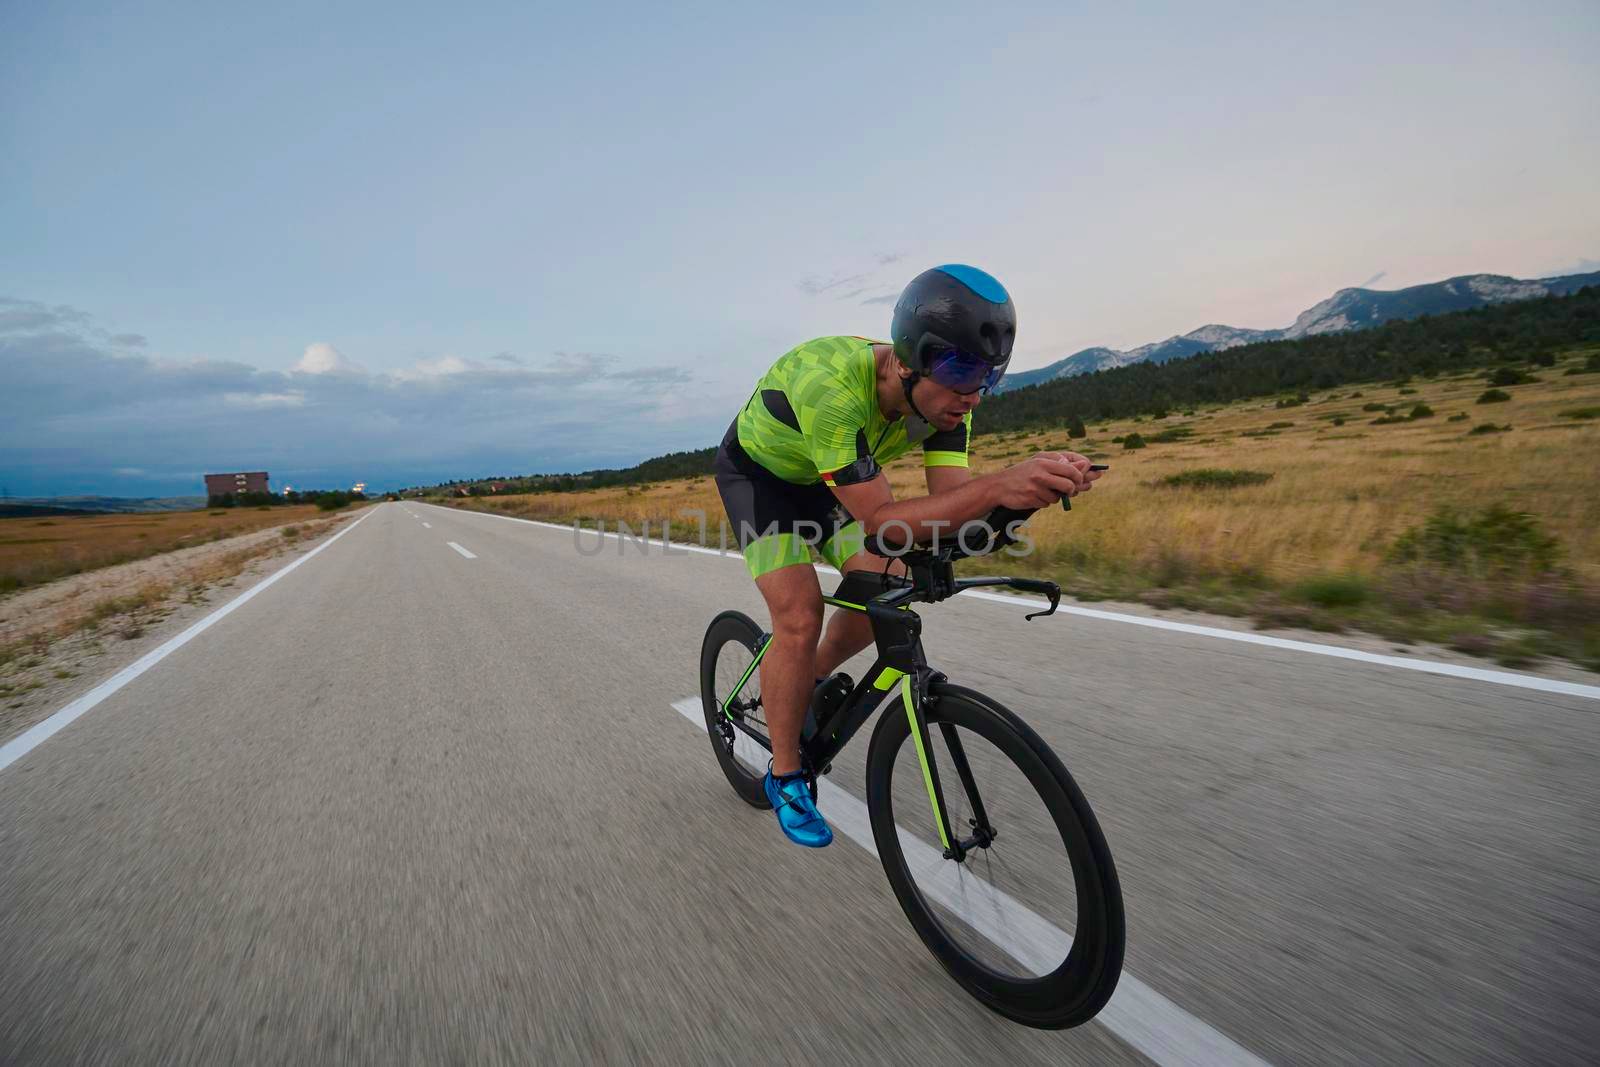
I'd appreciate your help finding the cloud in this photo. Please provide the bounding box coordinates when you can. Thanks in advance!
[0,298,708,496]
[224,391,307,409]
[797,271,870,297]
[292,341,366,376]
[110,333,147,347]
[874,252,905,266]
[860,293,898,305]
[1359,270,1388,287]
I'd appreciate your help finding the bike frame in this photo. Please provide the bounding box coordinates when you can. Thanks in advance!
[719,557,1060,861]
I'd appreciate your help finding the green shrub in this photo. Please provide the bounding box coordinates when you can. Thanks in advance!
[1398,387,1417,395]
[1447,412,1469,422]
[1332,417,1346,426]
[1477,389,1511,404]
[1468,423,1511,435]
[1408,403,1435,419]
[1348,391,1364,398]
[1157,468,1273,489]
[1275,393,1309,409]
[1489,367,1537,387]
[1371,415,1410,425]
[1558,407,1600,420]
[1362,402,1387,412]
[1388,504,1561,578]
[1122,433,1147,450]
[1066,413,1087,438]
[1148,426,1194,443]
[1266,421,1294,429]
[1291,574,1371,609]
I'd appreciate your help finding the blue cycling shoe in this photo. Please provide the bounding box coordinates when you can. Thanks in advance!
[763,767,833,848]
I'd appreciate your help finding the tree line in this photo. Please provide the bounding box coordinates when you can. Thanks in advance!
[977,284,1599,433]
[207,489,367,510]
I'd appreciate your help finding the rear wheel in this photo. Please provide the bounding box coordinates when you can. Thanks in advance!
[865,682,1124,1029]
[700,611,816,808]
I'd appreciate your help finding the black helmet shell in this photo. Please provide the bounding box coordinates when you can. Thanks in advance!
[891,264,1016,378]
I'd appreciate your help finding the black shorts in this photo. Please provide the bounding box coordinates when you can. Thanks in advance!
[713,421,866,578]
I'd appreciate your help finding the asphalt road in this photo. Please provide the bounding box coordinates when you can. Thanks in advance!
[2,501,1596,1065]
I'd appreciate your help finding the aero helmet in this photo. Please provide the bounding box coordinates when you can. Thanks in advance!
[891,264,1016,394]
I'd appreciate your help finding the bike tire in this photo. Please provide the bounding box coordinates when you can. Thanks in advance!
[864,681,1124,1029]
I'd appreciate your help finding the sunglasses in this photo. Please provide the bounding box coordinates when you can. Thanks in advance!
[926,348,1007,395]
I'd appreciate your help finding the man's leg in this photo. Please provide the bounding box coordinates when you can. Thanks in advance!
[753,563,823,777]
[814,551,908,678]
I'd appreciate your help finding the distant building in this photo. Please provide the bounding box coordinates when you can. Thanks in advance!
[205,471,269,498]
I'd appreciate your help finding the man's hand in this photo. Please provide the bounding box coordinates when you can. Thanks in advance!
[990,452,1102,510]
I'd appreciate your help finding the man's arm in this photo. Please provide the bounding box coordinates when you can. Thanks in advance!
[925,464,969,497]
[831,453,1096,545]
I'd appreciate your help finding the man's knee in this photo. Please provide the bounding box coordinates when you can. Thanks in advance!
[758,569,824,642]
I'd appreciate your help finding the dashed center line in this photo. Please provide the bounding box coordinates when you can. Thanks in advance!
[447,541,477,559]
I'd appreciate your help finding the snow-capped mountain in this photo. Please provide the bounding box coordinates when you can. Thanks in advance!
[999,270,1600,391]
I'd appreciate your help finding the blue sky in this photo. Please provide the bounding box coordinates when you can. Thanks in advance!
[3,1,1598,496]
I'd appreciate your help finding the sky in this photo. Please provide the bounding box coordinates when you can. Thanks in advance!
[3,0,1598,497]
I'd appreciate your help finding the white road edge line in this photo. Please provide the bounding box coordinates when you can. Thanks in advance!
[428,504,1600,701]
[669,698,1272,1067]
[447,541,477,559]
[0,512,373,775]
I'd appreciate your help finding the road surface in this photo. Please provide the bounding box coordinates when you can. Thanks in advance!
[2,501,1596,1064]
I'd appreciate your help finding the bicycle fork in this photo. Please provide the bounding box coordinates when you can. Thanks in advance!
[902,670,995,863]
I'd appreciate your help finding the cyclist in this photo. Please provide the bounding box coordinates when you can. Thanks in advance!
[714,264,1102,847]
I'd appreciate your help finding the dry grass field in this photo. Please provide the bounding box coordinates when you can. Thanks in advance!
[448,347,1600,668]
[0,505,330,593]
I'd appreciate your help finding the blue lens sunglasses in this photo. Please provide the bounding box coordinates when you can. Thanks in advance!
[926,348,1006,395]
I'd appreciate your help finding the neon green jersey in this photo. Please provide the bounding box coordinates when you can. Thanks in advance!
[735,336,971,487]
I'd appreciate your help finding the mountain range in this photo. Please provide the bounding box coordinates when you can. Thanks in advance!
[1000,270,1600,391]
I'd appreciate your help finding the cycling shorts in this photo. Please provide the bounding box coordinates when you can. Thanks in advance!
[713,420,866,579]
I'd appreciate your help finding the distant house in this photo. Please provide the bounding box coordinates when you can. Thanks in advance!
[204,471,269,497]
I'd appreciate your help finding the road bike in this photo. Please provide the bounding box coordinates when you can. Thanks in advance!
[699,509,1125,1029]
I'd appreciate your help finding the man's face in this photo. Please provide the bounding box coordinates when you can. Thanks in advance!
[911,374,980,431]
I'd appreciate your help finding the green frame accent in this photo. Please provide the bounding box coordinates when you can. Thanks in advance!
[873,667,906,691]
[720,634,771,719]
[902,676,951,850]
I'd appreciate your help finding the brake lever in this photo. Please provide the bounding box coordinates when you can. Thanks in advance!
[1006,578,1061,621]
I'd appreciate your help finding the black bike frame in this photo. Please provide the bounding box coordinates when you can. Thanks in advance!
[720,559,1060,860]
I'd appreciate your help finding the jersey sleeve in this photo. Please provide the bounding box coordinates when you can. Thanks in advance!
[921,412,971,469]
[808,389,880,487]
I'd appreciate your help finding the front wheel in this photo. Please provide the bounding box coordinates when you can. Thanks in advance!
[865,682,1124,1029]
